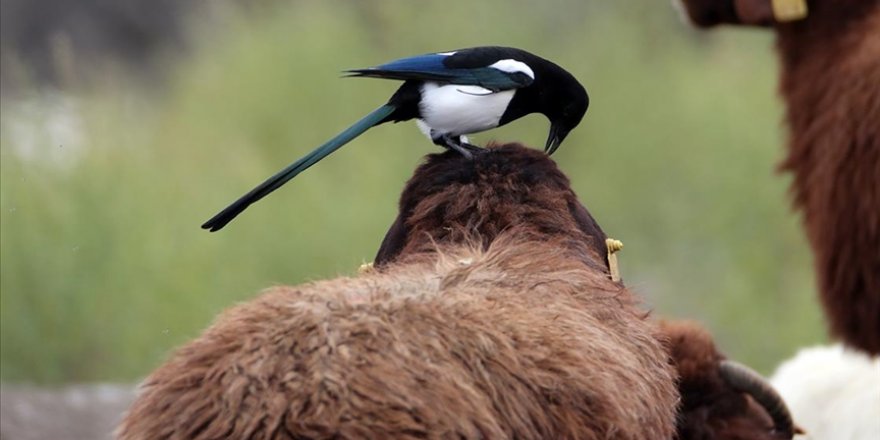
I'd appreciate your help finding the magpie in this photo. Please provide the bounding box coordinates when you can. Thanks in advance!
[202,46,588,232]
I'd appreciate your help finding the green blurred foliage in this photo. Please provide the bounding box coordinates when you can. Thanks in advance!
[0,0,825,383]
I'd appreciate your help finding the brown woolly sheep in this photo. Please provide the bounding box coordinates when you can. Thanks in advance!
[663,321,799,440]
[674,0,880,355]
[119,144,795,439]
[119,144,679,439]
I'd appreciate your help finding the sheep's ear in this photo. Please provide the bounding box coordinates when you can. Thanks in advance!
[734,0,777,25]
[676,0,779,27]
[374,213,409,267]
[567,199,610,269]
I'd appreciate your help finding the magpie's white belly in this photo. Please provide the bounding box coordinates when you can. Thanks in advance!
[417,83,515,138]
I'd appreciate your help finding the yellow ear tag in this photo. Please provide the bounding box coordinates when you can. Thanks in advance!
[772,0,808,22]
[605,238,624,283]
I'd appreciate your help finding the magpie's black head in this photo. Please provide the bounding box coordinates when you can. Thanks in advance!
[537,65,589,155]
[464,47,587,155]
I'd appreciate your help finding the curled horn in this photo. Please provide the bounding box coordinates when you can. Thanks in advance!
[719,360,798,439]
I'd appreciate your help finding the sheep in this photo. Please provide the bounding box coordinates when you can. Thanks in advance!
[674,0,880,355]
[663,320,801,440]
[770,344,880,440]
[118,144,680,439]
[119,143,796,439]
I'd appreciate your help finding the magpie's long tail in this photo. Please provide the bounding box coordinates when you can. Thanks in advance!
[201,104,397,232]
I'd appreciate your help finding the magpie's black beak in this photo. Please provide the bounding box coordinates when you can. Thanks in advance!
[544,122,570,156]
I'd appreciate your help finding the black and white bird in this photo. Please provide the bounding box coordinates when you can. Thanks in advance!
[202,46,589,232]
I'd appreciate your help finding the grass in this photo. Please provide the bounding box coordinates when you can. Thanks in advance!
[0,1,824,383]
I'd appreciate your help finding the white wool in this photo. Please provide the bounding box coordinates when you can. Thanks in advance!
[770,344,880,440]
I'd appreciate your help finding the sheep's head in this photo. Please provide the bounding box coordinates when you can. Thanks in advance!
[673,0,807,27]
[662,321,801,440]
[375,143,609,272]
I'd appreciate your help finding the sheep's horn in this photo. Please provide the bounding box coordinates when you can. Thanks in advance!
[718,360,797,439]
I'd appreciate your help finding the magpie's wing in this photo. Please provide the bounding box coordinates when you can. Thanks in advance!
[345,53,533,92]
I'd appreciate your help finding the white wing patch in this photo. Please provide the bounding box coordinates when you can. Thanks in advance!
[489,59,535,80]
[437,51,458,56]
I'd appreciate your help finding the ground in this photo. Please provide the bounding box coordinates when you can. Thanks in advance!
[0,384,135,440]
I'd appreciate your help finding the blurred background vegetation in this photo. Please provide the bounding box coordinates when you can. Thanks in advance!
[1,0,825,384]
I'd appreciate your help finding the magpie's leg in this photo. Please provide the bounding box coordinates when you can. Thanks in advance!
[458,136,482,153]
[432,132,480,159]
[434,134,473,159]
